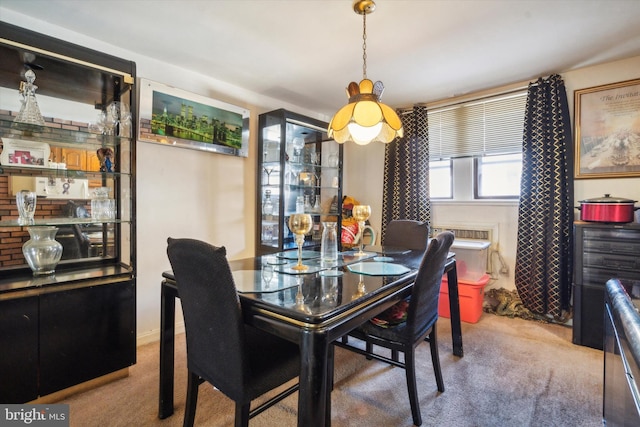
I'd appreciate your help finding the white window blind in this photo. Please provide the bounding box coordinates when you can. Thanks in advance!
[428,91,527,159]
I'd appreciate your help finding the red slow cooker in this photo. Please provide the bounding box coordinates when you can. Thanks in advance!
[576,194,639,223]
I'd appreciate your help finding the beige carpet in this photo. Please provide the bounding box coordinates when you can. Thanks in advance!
[62,313,603,427]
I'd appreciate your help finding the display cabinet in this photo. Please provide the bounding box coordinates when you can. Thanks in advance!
[0,22,136,402]
[257,109,343,255]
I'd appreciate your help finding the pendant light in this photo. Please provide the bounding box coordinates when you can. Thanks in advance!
[328,0,404,145]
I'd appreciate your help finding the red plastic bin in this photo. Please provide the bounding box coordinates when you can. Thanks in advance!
[438,273,490,324]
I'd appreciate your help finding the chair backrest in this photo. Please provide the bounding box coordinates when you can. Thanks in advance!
[383,220,430,251]
[405,231,455,338]
[166,237,248,400]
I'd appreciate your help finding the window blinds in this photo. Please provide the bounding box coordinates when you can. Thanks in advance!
[428,91,527,159]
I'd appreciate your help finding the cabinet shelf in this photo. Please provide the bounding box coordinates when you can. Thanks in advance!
[0,164,130,178]
[0,217,130,228]
[1,119,131,148]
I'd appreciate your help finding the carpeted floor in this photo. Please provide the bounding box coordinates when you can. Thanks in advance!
[62,313,603,426]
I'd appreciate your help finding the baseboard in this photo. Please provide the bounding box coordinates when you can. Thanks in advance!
[136,321,185,346]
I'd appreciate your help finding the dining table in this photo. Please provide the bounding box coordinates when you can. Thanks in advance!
[158,245,463,427]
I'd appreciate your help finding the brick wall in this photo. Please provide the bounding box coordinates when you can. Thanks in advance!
[0,109,90,268]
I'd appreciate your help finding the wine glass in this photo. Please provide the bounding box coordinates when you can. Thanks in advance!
[263,166,275,185]
[351,274,367,300]
[288,213,313,271]
[262,263,274,288]
[294,276,312,313]
[352,205,371,256]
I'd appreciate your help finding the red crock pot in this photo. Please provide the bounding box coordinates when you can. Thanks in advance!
[576,194,639,223]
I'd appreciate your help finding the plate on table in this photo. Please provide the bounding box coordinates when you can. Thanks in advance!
[274,264,323,275]
[347,262,412,276]
[233,270,299,293]
[275,250,320,260]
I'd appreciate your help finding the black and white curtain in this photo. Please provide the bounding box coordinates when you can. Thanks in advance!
[515,74,573,320]
[381,105,431,241]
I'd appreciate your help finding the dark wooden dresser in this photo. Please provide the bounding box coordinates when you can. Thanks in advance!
[572,221,640,350]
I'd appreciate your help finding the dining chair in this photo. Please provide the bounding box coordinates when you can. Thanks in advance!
[383,219,430,251]
[335,231,455,426]
[166,237,300,427]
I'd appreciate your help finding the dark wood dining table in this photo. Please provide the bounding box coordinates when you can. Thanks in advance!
[158,247,463,427]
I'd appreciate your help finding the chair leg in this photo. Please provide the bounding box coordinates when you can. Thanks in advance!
[235,402,250,427]
[183,372,200,427]
[391,349,399,362]
[429,327,445,392]
[404,348,422,426]
[365,341,373,360]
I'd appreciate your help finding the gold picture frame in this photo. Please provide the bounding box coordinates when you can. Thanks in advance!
[574,78,640,179]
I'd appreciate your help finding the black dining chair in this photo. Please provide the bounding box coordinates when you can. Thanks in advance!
[335,231,454,426]
[166,237,300,427]
[383,219,430,251]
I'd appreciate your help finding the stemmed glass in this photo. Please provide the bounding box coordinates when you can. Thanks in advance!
[261,263,274,287]
[264,166,275,185]
[294,276,312,314]
[351,275,367,300]
[288,213,313,271]
[352,205,371,256]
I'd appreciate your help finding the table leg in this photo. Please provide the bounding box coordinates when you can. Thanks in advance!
[298,330,329,427]
[159,281,177,419]
[446,262,464,357]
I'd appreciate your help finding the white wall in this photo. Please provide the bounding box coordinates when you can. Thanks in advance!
[3,8,639,342]
[344,55,640,292]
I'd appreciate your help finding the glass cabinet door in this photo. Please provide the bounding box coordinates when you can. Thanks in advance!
[257,110,342,255]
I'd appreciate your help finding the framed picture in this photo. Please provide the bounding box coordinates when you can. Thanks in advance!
[574,78,640,178]
[0,138,50,168]
[138,78,250,157]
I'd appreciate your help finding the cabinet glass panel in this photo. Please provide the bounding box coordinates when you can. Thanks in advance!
[258,110,342,255]
[0,33,134,275]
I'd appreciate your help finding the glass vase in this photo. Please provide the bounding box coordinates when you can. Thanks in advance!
[22,226,63,276]
[320,222,338,267]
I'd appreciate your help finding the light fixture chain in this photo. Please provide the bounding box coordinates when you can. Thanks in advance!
[362,12,367,79]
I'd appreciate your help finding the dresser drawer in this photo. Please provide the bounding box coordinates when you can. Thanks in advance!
[583,267,640,288]
[583,233,640,256]
[583,252,640,272]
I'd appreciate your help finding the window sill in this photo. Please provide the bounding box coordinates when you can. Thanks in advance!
[431,199,519,207]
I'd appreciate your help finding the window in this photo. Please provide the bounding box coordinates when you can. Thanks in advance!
[475,153,522,198]
[429,159,452,199]
[428,91,527,200]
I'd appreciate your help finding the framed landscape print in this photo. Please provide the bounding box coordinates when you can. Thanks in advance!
[138,78,250,157]
[574,78,640,178]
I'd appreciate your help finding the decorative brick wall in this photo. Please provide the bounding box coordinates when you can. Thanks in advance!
[0,109,91,268]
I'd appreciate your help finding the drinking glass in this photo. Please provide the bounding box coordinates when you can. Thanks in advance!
[352,205,371,256]
[288,213,313,271]
[262,263,274,286]
[16,190,37,225]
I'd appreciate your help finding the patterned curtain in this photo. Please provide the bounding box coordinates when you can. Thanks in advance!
[381,105,431,241]
[515,74,574,320]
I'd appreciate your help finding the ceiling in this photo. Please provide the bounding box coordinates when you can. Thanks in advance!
[2,0,640,118]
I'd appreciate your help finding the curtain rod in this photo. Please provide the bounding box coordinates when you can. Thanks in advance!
[399,78,543,114]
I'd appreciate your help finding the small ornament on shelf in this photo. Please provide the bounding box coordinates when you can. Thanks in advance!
[97,147,114,172]
[14,69,45,126]
[263,189,274,220]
